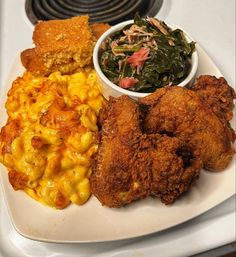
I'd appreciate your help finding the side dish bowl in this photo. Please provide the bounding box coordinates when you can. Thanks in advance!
[93,20,199,100]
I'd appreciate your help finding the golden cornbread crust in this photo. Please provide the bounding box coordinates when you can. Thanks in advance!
[21,16,95,76]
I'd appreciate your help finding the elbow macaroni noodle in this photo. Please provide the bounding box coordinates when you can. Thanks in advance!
[0,70,106,209]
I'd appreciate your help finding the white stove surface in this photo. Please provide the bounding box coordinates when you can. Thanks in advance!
[0,0,235,256]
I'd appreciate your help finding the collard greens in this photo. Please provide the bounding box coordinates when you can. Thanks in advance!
[99,15,195,92]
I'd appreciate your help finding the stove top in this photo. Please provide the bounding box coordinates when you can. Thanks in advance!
[0,0,235,256]
[25,0,163,25]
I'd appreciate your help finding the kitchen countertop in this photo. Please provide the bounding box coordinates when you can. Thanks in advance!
[0,0,235,256]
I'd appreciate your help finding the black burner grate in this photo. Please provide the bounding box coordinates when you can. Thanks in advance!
[25,0,163,25]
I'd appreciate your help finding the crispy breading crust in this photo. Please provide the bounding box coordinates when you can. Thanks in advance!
[91,96,147,207]
[189,75,236,121]
[91,96,202,207]
[139,86,235,171]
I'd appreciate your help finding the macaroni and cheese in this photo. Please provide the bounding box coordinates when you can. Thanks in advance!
[0,70,106,209]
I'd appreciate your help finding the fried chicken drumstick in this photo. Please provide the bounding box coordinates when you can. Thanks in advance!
[139,85,235,172]
[91,96,202,207]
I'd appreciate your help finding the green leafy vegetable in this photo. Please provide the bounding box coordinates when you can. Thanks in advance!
[99,15,195,92]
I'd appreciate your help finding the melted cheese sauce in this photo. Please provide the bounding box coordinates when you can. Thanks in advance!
[0,70,106,209]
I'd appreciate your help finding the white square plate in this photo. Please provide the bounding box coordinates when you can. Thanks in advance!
[0,44,235,243]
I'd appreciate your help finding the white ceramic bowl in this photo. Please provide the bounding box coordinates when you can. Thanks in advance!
[93,20,198,100]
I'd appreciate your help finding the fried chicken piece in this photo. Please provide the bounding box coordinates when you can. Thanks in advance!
[21,16,94,76]
[91,96,202,207]
[189,75,236,121]
[90,96,149,207]
[135,135,202,204]
[139,86,235,172]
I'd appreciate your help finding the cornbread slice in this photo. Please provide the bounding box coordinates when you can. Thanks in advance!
[21,16,95,76]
